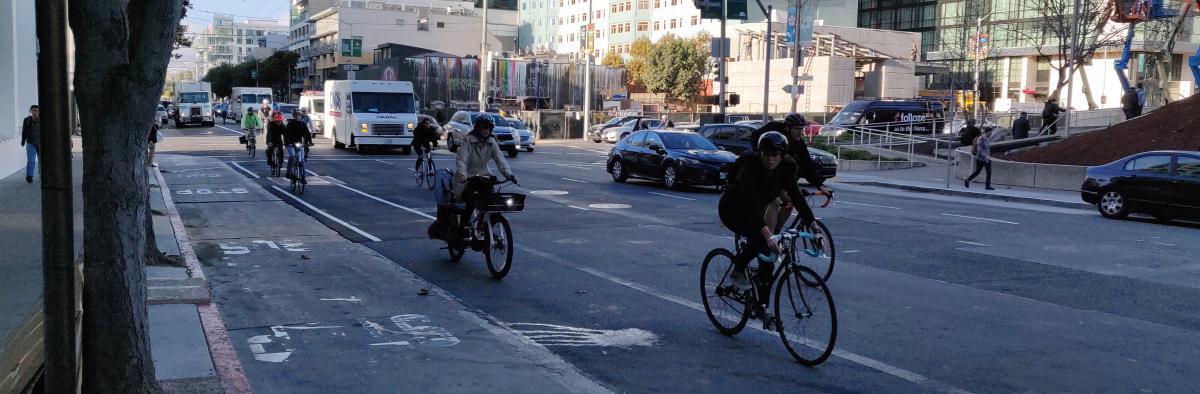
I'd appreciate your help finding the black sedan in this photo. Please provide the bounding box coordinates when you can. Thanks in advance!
[607,130,738,189]
[1081,150,1200,221]
[697,123,838,181]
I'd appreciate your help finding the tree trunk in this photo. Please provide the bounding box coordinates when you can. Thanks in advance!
[68,1,183,391]
[1078,63,1099,110]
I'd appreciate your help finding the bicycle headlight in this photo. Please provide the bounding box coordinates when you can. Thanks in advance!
[506,198,514,207]
[360,123,369,133]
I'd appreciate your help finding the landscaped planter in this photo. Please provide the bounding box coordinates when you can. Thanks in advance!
[838,160,926,171]
[954,148,1086,191]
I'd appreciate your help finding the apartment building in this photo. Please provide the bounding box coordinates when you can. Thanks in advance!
[195,14,289,77]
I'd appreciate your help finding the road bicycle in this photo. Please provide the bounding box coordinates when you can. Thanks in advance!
[243,128,258,157]
[413,148,437,190]
[287,142,308,195]
[700,227,838,366]
[267,143,284,177]
[783,189,836,282]
[442,176,524,279]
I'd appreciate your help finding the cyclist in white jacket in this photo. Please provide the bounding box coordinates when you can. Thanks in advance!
[453,117,518,229]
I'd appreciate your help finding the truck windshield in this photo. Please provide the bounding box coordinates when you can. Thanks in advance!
[311,99,325,113]
[179,93,208,104]
[352,92,415,114]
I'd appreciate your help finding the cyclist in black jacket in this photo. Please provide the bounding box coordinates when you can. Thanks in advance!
[720,132,807,295]
[749,113,830,232]
[284,110,314,182]
[412,118,438,174]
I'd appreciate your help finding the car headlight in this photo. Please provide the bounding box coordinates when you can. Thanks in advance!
[360,123,369,133]
[407,122,415,129]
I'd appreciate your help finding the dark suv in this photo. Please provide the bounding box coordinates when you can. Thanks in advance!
[697,123,839,180]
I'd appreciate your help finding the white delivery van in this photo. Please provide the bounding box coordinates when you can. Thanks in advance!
[230,87,274,120]
[324,80,419,153]
[298,92,325,138]
[173,82,214,127]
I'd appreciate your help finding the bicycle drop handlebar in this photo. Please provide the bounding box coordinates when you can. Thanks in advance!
[801,188,834,208]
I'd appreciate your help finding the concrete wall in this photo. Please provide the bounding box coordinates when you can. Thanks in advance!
[955,148,1086,191]
[862,59,916,99]
[0,0,38,179]
[724,55,855,113]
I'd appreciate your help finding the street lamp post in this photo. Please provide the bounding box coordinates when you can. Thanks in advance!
[972,12,991,123]
[583,0,593,140]
[479,0,491,111]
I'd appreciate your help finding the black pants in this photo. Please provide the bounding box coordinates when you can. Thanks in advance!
[459,177,493,230]
[1043,117,1058,135]
[967,159,992,187]
[413,143,431,171]
[718,196,775,301]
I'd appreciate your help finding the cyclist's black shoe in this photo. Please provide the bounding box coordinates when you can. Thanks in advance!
[301,178,307,185]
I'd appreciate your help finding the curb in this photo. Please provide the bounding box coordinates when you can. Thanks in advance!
[841,180,1092,209]
[153,167,254,394]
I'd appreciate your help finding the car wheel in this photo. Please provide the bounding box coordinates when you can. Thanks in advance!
[526,147,534,152]
[611,159,629,183]
[400,146,412,155]
[506,148,518,158]
[332,129,345,149]
[1098,189,1130,219]
[663,165,681,190]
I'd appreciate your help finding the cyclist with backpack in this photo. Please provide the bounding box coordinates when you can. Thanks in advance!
[749,113,830,233]
[284,110,314,183]
[719,132,808,300]
[412,118,438,175]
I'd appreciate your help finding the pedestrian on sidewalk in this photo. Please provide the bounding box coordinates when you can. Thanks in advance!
[1041,99,1065,135]
[1135,82,1146,116]
[20,105,39,183]
[147,120,161,167]
[1011,112,1031,140]
[1122,88,1139,120]
[965,129,994,190]
[958,118,981,147]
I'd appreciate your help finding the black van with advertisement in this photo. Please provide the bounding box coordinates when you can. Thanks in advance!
[820,99,945,135]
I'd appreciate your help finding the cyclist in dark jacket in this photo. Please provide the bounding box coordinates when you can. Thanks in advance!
[720,132,808,299]
[749,113,829,232]
[265,114,286,146]
[284,110,313,182]
[412,118,438,173]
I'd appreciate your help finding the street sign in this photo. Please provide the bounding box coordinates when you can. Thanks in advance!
[250,70,257,80]
[782,85,805,94]
[710,37,730,58]
[796,75,813,81]
[343,64,360,71]
[341,37,363,57]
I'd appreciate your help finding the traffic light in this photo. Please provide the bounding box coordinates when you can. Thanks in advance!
[728,93,740,106]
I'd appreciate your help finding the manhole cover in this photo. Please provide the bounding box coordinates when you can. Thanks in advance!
[530,190,569,195]
[588,203,631,209]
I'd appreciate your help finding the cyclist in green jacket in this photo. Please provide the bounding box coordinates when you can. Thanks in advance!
[241,108,263,145]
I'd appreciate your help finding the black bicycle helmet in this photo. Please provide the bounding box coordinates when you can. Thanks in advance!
[474,116,495,130]
[757,131,788,156]
[783,112,807,127]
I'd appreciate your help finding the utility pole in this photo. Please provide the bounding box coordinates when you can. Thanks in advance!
[971,12,990,123]
[761,4,773,120]
[583,0,593,139]
[479,0,491,111]
[789,0,802,112]
[36,0,79,391]
[719,0,728,119]
[1065,0,1082,135]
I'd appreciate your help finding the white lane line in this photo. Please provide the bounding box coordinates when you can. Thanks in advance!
[841,201,901,210]
[1152,241,1176,247]
[567,205,591,211]
[648,192,697,201]
[270,186,382,242]
[336,184,436,220]
[306,169,321,177]
[215,125,248,136]
[169,166,225,172]
[955,241,991,247]
[375,159,393,165]
[228,162,259,179]
[941,213,1019,225]
[561,177,590,184]
[517,245,970,394]
[843,250,860,254]
[567,146,610,154]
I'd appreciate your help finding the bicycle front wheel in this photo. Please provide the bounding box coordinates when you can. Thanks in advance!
[700,248,750,335]
[482,214,513,279]
[774,265,837,366]
[424,160,437,191]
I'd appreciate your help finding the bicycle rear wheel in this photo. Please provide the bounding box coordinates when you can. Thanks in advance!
[700,248,750,335]
[424,159,437,191]
[773,265,837,366]
[414,160,425,188]
[482,214,513,279]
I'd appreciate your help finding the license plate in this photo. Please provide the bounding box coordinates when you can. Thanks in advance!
[719,172,727,180]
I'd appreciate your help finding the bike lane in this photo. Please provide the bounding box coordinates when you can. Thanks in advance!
[156,154,609,393]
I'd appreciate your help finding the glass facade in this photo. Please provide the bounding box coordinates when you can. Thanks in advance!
[857,0,938,54]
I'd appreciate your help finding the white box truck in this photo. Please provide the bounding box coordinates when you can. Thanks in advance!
[230,87,274,121]
[298,92,325,138]
[324,80,419,153]
[173,82,214,127]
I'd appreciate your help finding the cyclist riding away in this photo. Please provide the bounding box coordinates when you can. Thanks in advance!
[719,132,808,303]
[750,113,831,233]
[265,109,286,169]
[412,118,437,174]
[285,110,314,183]
[241,108,262,145]
[453,117,518,235]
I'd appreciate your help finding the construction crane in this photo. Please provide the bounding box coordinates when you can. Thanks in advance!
[1111,0,1200,92]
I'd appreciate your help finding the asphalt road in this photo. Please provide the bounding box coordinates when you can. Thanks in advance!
[157,123,1200,393]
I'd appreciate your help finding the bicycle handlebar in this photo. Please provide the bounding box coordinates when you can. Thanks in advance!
[801,188,834,208]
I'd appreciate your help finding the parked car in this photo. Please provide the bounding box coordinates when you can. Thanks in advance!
[1081,151,1200,221]
[607,130,738,189]
[212,103,230,122]
[591,115,648,142]
[156,105,169,126]
[698,123,838,180]
[444,111,520,157]
[604,118,664,143]
[507,118,535,152]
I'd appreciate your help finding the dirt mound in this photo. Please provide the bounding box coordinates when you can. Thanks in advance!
[1004,94,1200,166]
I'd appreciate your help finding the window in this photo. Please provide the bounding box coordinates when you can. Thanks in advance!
[670,19,677,28]
[671,0,678,5]
[611,3,618,12]
[417,18,428,31]
[570,15,576,23]
[437,22,445,28]
[691,16,698,25]
[569,33,575,41]
[596,10,603,18]
[654,21,660,30]
[637,21,648,31]
[1175,156,1200,177]
[638,0,649,9]
[559,35,563,43]
[629,132,646,147]
[643,132,663,148]
[714,126,736,140]
[1126,155,1172,174]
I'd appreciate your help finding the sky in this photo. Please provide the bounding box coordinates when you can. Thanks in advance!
[168,0,291,77]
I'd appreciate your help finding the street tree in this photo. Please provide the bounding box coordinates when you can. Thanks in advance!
[204,63,238,99]
[644,34,708,106]
[1004,0,1125,106]
[68,0,184,390]
[626,36,654,87]
[601,51,624,68]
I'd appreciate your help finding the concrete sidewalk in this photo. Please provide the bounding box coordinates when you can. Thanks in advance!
[155,154,610,393]
[833,163,1091,209]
